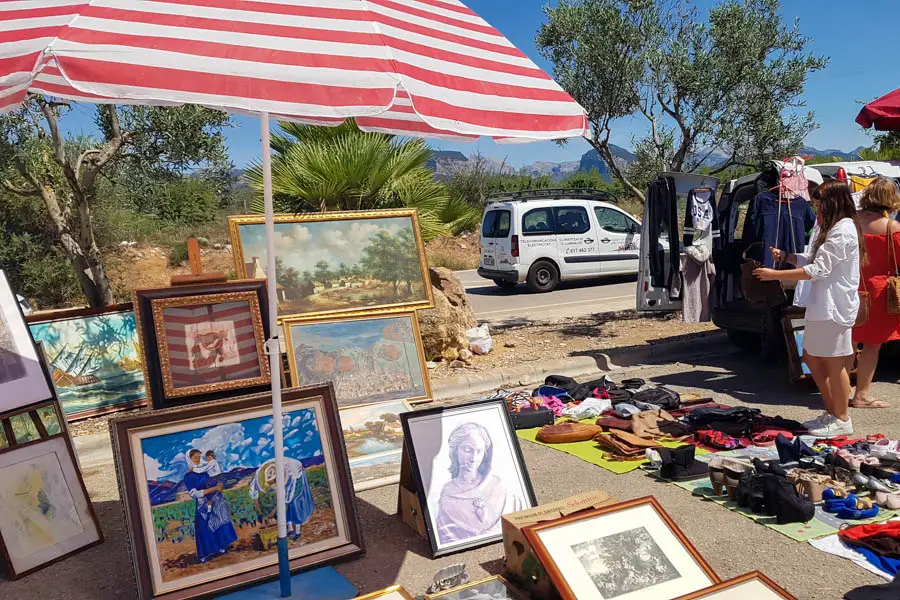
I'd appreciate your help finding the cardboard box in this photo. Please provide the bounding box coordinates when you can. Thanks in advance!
[502,490,618,600]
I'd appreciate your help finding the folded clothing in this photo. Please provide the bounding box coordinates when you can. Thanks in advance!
[687,406,760,438]
[562,397,612,420]
[536,422,604,444]
[615,403,641,418]
[840,521,900,559]
[695,429,747,450]
[593,429,661,458]
[596,415,633,432]
[632,410,692,439]
[754,414,806,434]
[632,387,681,411]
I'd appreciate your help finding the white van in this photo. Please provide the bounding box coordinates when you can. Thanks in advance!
[477,189,641,292]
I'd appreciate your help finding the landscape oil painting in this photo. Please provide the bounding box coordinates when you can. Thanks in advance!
[121,393,357,598]
[28,307,146,419]
[285,313,430,408]
[229,210,432,319]
[340,400,410,491]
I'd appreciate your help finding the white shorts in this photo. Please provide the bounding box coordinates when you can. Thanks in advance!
[803,319,854,358]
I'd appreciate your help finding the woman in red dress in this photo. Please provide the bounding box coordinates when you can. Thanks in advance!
[852,178,900,408]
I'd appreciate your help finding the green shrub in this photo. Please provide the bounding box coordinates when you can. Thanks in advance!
[169,241,190,266]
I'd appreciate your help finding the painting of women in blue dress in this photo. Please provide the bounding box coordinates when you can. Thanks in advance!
[184,449,238,562]
[249,458,315,540]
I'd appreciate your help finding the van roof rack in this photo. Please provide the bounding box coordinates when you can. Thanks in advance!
[487,188,617,203]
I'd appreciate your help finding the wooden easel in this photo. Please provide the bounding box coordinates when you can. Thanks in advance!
[170,238,227,286]
[397,442,428,539]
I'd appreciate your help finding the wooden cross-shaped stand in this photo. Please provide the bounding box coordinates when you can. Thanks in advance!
[170,238,228,287]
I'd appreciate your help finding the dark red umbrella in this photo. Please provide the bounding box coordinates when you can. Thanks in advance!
[857,88,900,131]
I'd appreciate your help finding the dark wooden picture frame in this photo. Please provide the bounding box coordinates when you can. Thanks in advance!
[524,496,718,600]
[110,384,364,600]
[0,399,103,579]
[781,308,859,384]
[400,397,538,558]
[134,280,271,409]
[674,571,795,599]
[27,302,149,420]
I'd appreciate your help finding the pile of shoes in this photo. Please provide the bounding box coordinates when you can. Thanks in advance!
[707,456,815,524]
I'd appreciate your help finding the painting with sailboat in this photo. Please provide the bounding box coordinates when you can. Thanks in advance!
[28,304,147,419]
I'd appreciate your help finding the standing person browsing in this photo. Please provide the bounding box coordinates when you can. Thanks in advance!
[754,181,867,437]
[852,178,900,408]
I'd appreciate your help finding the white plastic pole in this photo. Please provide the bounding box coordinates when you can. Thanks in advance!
[260,112,291,597]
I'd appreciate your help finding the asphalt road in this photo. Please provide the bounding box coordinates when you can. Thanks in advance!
[456,269,639,323]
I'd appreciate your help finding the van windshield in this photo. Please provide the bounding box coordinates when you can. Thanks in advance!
[482,210,511,238]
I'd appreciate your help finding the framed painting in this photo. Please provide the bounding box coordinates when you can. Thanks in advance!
[524,496,718,600]
[357,585,415,600]
[27,303,147,420]
[0,400,102,579]
[674,571,795,600]
[425,576,527,600]
[400,398,537,557]
[135,280,271,409]
[284,312,431,408]
[228,209,433,320]
[340,400,411,491]
[111,385,364,600]
[0,269,54,412]
[781,310,858,383]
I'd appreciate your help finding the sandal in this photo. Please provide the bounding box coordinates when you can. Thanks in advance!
[850,398,890,409]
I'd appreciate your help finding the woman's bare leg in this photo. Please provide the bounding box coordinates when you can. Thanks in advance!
[822,356,852,421]
[804,354,834,414]
[852,343,888,407]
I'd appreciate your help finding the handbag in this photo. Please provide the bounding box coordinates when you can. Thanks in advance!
[887,220,900,316]
[740,243,787,309]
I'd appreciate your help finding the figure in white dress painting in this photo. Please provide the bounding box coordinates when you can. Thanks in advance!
[435,422,524,544]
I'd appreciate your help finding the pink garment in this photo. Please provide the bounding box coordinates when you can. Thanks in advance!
[539,396,567,417]
[780,167,810,201]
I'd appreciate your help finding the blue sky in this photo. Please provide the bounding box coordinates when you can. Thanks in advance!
[58,0,900,168]
[140,408,322,483]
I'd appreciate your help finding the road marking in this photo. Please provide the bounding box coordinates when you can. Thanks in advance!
[477,294,635,316]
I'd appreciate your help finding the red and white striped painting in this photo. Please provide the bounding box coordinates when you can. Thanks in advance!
[161,301,261,389]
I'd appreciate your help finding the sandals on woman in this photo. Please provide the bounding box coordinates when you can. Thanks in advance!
[850,397,890,409]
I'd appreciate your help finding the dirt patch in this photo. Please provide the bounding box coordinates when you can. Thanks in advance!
[429,312,718,380]
[105,245,237,300]
[426,232,481,271]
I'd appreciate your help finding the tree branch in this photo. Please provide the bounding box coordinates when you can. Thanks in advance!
[686,145,722,173]
[0,178,40,197]
[75,149,102,177]
[588,128,645,202]
[82,105,130,194]
[37,97,82,196]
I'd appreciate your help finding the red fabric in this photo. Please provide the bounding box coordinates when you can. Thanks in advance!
[857,88,900,131]
[840,521,900,543]
[815,436,864,448]
[854,232,900,344]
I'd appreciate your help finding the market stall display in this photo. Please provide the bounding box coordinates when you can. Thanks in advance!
[0,400,102,579]
[27,303,148,420]
[110,385,363,600]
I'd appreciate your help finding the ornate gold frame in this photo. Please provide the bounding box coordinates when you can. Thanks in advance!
[282,311,432,408]
[227,209,434,320]
[357,585,416,600]
[151,291,271,398]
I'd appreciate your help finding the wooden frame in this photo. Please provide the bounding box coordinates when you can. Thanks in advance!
[400,398,537,557]
[110,385,364,600]
[26,302,148,420]
[356,585,416,600]
[134,280,271,409]
[674,571,795,600]
[425,575,527,600]
[781,309,859,384]
[0,399,103,579]
[228,209,434,321]
[283,311,432,408]
[0,269,55,412]
[524,496,718,600]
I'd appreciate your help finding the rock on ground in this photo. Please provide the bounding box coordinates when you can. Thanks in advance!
[417,268,477,362]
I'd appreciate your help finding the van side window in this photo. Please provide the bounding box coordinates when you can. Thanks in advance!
[522,208,554,235]
[594,207,635,234]
[482,210,511,238]
[553,206,590,234]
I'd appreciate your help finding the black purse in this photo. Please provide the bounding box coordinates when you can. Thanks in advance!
[740,242,787,309]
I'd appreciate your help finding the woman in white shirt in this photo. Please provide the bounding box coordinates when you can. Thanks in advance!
[754,181,868,438]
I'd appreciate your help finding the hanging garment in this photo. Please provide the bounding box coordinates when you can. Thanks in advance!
[851,175,879,193]
[747,191,817,267]
[647,177,681,293]
[681,254,715,322]
[780,165,810,200]
[682,188,721,254]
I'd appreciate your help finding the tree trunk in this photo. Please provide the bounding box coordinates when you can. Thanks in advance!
[593,140,646,203]
[405,280,413,295]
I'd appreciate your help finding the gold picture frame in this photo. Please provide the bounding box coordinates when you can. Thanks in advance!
[283,311,432,408]
[425,576,527,600]
[151,291,271,399]
[228,209,434,321]
[357,585,416,600]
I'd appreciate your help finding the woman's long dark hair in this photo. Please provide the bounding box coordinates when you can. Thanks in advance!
[811,180,868,266]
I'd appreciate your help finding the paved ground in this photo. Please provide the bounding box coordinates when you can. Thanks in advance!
[5,351,900,600]
[456,269,638,323]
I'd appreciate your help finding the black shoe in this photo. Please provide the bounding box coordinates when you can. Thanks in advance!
[768,479,815,525]
[753,458,787,478]
[776,433,799,464]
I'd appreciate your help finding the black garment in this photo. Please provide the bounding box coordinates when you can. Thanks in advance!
[687,406,760,437]
[647,177,681,291]
[744,191,816,267]
[632,387,680,411]
[845,575,900,600]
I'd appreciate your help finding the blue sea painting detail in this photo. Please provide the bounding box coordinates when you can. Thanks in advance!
[29,310,147,418]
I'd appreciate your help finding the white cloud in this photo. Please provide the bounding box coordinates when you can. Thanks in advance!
[304,430,314,442]
[284,429,298,440]
[144,454,174,481]
[259,422,273,435]
[313,450,322,457]
[186,423,249,472]
[290,416,303,428]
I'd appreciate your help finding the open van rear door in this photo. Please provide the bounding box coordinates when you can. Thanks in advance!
[637,172,720,311]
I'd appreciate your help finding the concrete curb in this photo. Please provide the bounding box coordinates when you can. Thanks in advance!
[431,330,730,400]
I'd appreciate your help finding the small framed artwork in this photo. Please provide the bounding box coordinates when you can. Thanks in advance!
[0,269,54,412]
[284,312,431,408]
[27,303,148,420]
[357,585,416,600]
[340,400,411,492]
[0,400,102,579]
[111,385,364,600]
[400,398,537,557]
[781,311,858,383]
[134,280,271,409]
[674,571,795,599]
[228,209,433,320]
[524,496,718,600]
[425,575,527,600]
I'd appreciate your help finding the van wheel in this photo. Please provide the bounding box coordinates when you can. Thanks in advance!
[494,280,518,289]
[527,261,559,293]
[726,329,761,354]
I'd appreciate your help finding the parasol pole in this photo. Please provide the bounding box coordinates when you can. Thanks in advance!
[260,112,291,597]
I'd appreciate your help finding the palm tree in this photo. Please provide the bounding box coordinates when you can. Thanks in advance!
[245,120,478,240]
